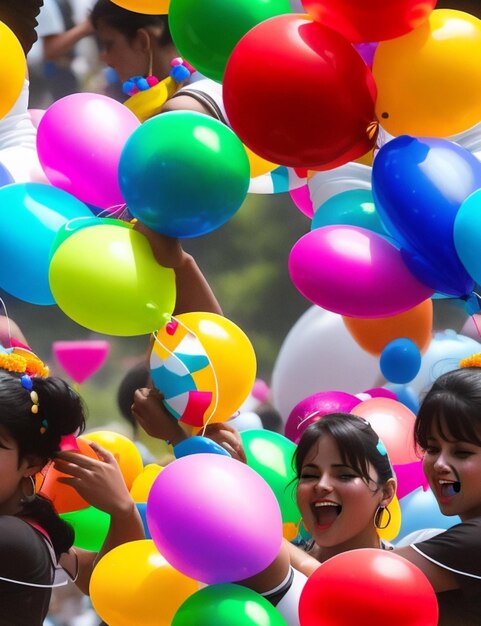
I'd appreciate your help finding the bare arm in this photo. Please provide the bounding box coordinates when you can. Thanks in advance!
[161,94,215,118]
[42,20,94,61]
[286,541,321,577]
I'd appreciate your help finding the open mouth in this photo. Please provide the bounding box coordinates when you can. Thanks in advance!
[312,501,342,527]
[439,480,461,497]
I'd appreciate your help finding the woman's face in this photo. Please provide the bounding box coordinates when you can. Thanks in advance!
[422,420,481,521]
[95,22,147,83]
[296,434,384,553]
[0,427,32,515]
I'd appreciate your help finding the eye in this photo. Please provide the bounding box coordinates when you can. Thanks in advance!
[454,450,473,458]
[424,446,439,455]
[338,473,358,481]
[299,472,319,481]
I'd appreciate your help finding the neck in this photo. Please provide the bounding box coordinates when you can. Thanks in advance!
[152,43,179,81]
[311,529,382,562]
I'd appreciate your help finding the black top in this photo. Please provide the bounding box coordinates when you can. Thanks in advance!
[0,516,53,626]
[0,1,44,54]
[413,517,481,626]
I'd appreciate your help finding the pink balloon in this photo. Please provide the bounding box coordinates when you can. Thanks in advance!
[147,454,283,584]
[363,387,398,401]
[28,108,45,129]
[37,94,140,209]
[251,378,270,404]
[394,460,429,500]
[288,226,434,318]
[351,397,418,465]
[285,390,362,443]
[290,184,314,218]
[52,340,110,384]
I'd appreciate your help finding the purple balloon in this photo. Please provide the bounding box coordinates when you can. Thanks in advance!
[288,225,434,318]
[285,390,361,443]
[146,454,283,584]
[353,42,378,69]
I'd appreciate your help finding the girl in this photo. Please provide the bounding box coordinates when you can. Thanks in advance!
[0,349,144,626]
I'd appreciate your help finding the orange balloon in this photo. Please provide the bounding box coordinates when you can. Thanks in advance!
[351,397,418,465]
[342,298,433,356]
[37,438,100,514]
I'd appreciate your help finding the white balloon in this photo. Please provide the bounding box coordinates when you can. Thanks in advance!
[409,329,481,398]
[308,161,372,212]
[228,411,264,432]
[272,306,382,422]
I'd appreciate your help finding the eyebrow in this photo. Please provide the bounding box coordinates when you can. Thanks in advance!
[302,463,354,470]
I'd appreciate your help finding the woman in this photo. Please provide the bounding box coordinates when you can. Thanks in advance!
[0,348,144,626]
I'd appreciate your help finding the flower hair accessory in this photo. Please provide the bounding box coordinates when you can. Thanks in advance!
[459,353,481,369]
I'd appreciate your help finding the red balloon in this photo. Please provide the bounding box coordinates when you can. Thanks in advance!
[223,14,377,169]
[299,549,439,626]
[301,0,436,43]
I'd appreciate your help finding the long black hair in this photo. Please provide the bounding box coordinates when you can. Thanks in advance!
[415,367,481,450]
[0,371,86,556]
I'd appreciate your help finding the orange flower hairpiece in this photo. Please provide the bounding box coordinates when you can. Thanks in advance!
[0,347,49,378]
[459,353,481,369]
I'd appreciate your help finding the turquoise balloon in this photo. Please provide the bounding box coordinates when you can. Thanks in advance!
[119,111,250,238]
[311,189,388,237]
[454,189,481,284]
[0,183,92,305]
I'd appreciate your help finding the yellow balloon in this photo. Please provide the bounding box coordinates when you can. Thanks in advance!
[151,312,257,426]
[374,9,481,137]
[0,22,26,121]
[244,145,278,178]
[130,464,163,502]
[378,495,402,543]
[81,431,143,490]
[90,540,198,626]
[110,0,169,14]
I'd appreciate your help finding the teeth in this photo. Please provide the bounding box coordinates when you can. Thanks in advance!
[314,502,338,507]
[439,480,454,484]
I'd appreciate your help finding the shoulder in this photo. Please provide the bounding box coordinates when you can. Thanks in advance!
[0,516,52,581]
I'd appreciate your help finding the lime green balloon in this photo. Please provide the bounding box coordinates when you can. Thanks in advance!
[172,584,287,626]
[51,217,131,258]
[49,223,176,336]
[240,430,301,529]
[169,0,292,82]
[61,507,110,552]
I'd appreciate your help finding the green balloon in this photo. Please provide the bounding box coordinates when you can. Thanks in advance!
[61,507,110,552]
[169,0,292,82]
[50,217,131,258]
[240,430,301,530]
[49,223,176,336]
[172,584,287,626]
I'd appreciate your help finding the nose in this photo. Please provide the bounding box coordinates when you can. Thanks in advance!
[313,474,334,495]
[432,451,451,473]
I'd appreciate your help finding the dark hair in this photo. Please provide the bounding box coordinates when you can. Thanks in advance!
[90,0,172,46]
[117,363,150,432]
[0,371,86,556]
[294,413,394,488]
[415,367,481,450]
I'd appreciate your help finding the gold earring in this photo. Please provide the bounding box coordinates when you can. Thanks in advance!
[374,505,391,530]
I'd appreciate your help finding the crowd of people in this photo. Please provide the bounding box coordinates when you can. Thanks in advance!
[0,1,480,626]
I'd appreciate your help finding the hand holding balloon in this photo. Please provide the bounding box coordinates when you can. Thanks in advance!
[132,387,188,445]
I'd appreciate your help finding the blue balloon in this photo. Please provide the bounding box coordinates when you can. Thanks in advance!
[136,503,152,539]
[173,436,231,458]
[0,162,13,188]
[372,135,481,297]
[0,183,92,305]
[397,487,460,541]
[311,189,388,237]
[454,189,481,286]
[384,383,419,414]
[380,338,422,384]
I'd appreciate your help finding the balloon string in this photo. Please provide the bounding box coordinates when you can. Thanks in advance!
[0,297,12,348]
[96,203,128,220]
[152,316,219,433]
[472,314,481,341]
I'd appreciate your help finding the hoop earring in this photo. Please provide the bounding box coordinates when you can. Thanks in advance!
[374,505,391,530]
[21,475,37,504]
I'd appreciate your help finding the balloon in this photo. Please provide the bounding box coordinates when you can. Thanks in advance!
[384,383,419,414]
[454,189,481,285]
[343,299,433,356]
[378,494,402,543]
[373,9,481,137]
[308,162,372,212]
[288,226,434,318]
[311,189,388,236]
[169,0,291,82]
[245,145,278,179]
[248,166,307,195]
[380,339,422,384]
[302,0,435,42]
[37,438,100,513]
[60,506,110,552]
[172,584,288,626]
[272,306,382,422]
[223,14,378,169]
[130,464,163,502]
[363,387,398,401]
[353,42,378,68]
[0,183,92,305]
[240,429,301,540]
[146,454,283,584]
[290,185,314,218]
[0,22,26,121]
[28,109,45,129]
[90,540,198,626]
[49,224,176,336]
[372,135,481,297]
[299,549,439,626]
[351,398,418,465]
[50,215,131,257]
[398,487,461,541]
[0,162,14,187]
[52,340,110,384]
[110,0,169,13]
[37,93,140,209]
[285,391,361,444]
[80,431,143,490]
[150,312,256,426]
[119,111,249,238]
[394,461,429,500]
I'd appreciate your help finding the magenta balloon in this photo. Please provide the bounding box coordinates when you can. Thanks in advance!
[288,226,433,318]
[363,387,398,401]
[37,93,140,209]
[146,454,283,584]
[52,340,110,384]
[285,390,361,443]
[290,184,314,218]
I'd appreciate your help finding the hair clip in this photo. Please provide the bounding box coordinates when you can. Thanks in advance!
[20,373,46,432]
[376,439,388,457]
[0,346,49,378]
[459,353,481,368]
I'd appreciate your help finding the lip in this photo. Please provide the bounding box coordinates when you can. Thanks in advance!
[310,499,341,532]
[432,478,458,505]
